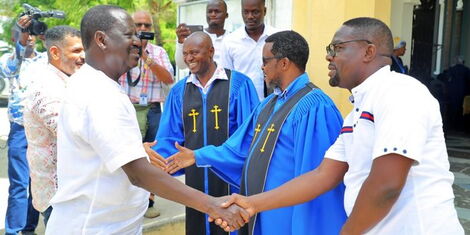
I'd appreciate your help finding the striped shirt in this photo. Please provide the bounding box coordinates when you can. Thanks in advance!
[119,43,174,103]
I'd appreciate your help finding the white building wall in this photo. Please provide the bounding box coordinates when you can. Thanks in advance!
[390,0,420,70]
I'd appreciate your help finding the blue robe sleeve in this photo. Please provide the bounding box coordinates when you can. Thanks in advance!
[289,90,347,235]
[195,95,271,188]
[152,80,186,175]
[228,71,260,134]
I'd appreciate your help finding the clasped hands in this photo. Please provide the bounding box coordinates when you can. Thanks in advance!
[143,141,258,231]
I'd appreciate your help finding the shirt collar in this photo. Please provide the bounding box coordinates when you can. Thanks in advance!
[349,65,390,104]
[82,63,123,91]
[47,63,69,83]
[274,72,310,99]
[241,24,275,40]
[204,29,229,40]
[186,63,228,88]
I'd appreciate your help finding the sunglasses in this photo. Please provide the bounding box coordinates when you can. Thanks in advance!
[135,23,152,28]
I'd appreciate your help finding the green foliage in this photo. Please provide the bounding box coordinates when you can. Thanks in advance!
[0,0,176,63]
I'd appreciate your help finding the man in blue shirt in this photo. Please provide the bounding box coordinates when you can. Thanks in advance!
[161,31,347,235]
[0,16,46,235]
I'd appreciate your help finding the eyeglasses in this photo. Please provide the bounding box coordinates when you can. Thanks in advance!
[326,39,372,57]
[262,56,283,66]
[135,23,152,28]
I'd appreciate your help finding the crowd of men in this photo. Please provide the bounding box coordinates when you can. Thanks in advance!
[0,0,465,234]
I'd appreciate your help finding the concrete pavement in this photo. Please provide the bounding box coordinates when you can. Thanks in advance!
[0,105,469,234]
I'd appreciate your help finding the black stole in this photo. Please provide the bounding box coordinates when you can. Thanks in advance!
[182,69,231,235]
[239,83,317,235]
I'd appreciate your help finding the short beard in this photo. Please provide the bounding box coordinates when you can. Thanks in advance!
[329,74,340,87]
[267,77,282,90]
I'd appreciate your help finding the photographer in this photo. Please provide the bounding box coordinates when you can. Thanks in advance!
[118,10,174,219]
[0,14,47,235]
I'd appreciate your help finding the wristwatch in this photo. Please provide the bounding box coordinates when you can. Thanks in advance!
[145,57,154,66]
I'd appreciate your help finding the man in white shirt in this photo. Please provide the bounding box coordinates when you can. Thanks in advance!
[219,17,464,234]
[46,5,247,234]
[24,25,84,227]
[175,0,229,69]
[221,0,279,100]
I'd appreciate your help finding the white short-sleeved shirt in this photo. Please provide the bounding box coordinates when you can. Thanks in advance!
[221,25,280,100]
[46,64,149,235]
[325,66,464,234]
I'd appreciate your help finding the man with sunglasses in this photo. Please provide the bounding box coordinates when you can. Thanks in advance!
[118,10,174,219]
[162,30,347,235]
[219,17,464,234]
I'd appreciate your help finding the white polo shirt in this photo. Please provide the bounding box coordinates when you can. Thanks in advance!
[220,25,279,100]
[46,64,149,235]
[325,66,463,234]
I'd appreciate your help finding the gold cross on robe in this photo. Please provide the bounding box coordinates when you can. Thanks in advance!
[251,124,261,145]
[188,109,199,133]
[210,105,222,130]
[260,124,275,152]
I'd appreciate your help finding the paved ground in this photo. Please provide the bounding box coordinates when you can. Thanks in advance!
[0,104,469,234]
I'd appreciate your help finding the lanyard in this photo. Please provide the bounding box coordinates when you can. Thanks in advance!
[126,59,143,87]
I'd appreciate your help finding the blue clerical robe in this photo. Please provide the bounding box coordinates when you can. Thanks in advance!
[194,73,347,235]
[154,70,259,156]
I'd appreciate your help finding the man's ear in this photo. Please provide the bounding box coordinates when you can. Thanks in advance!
[280,57,290,71]
[364,44,377,63]
[208,46,215,60]
[94,31,107,50]
[49,46,60,61]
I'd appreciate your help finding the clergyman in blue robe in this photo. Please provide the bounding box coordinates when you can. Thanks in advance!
[152,32,259,235]
[164,31,347,235]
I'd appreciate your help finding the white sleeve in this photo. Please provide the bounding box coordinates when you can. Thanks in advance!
[86,96,147,172]
[324,134,347,162]
[175,42,187,69]
[371,87,431,164]
[220,42,234,70]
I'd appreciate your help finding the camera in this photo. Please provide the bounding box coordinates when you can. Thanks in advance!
[20,3,65,36]
[136,31,155,40]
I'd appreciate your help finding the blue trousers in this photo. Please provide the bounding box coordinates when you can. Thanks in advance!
[5,122,39,234]
[143,103,162,143]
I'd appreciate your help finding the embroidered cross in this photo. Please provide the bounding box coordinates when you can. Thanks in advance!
[252,124,261,145]
[260,124,275,153]
[188,109,199,133]
[210,105,222,130]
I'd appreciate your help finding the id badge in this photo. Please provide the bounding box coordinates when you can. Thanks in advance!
[139,93,148,106]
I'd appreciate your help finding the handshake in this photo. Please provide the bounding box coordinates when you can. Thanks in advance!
[204,193,258,232]
[143,141,259,232]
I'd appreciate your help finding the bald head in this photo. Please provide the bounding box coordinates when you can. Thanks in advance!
[184,31,213,50]
[133,10,153,24]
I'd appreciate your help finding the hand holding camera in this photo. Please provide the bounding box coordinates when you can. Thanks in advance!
[176,24,203,44]
[19,3,65,36]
